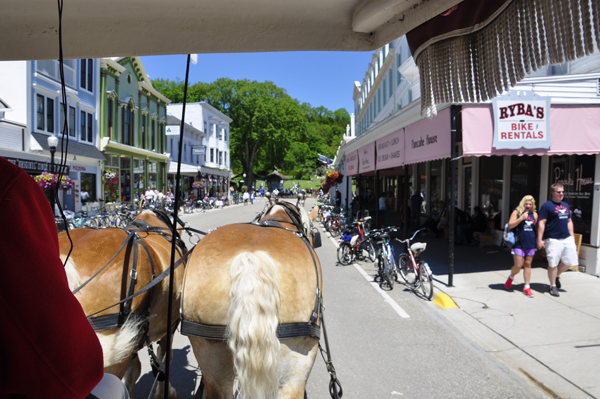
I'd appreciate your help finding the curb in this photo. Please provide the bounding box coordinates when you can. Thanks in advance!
[432,292,458,309]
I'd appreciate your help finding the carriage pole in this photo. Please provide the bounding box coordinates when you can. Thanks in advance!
[164,53,193,399]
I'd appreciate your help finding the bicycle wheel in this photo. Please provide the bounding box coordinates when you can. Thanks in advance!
[382,255,394,289]
[325,219,333,232]
[419,261,434,300]
[337,242,354,265]
[83,218,98,229]
[398,253,415,284]
[367,241,377,263]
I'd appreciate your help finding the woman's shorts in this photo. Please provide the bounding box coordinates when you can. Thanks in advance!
[511,247,536,257]
[545,236,578,268]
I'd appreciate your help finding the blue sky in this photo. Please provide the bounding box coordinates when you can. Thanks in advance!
[140,52,375,116]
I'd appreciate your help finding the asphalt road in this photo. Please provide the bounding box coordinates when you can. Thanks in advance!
[132,197,544,399]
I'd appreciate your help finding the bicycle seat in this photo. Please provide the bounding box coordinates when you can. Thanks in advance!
[411,242,427,255]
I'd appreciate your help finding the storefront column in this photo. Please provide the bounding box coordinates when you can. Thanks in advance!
[501,156,511,226]
[592,154,600,247]
[375,169,380,228]
[403,166,409,238]
[539,156,550,204]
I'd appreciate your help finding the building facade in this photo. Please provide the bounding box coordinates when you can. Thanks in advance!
[99,57,170,205]
[167,102,232,197]
[335,37,600,276]
[0,59,105,214]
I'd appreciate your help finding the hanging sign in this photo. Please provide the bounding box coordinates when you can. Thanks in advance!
[492,91,551,150]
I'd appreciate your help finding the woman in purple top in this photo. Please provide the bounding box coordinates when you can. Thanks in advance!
[505,195,538,298]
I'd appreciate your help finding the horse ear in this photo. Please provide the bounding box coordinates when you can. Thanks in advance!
[308,206,318,222]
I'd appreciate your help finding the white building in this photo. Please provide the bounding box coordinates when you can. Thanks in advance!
[167,102,232,195]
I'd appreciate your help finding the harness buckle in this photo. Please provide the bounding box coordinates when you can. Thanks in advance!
[130,269,138,280]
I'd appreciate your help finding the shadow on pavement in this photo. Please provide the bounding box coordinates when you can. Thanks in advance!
[134,345,199,399]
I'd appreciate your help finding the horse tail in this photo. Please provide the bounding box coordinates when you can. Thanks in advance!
[227,251,280,399]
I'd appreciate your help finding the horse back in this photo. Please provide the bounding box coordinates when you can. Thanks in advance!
[183,223,321,326]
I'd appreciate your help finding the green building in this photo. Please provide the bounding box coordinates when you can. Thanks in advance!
[98,57,170,205]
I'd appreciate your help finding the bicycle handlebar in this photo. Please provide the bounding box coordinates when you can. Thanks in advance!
[395,228,425,244]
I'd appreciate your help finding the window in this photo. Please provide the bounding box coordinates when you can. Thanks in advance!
[170,138,173,153]
[184,143,187,161]
[218,151,223,165]
[141,114,146,149]
[69,106,76,137]
[388,69,393,95]
[36,60,76,87]
[210,148,214,163]
[549,155,596,243]
[80,59,93,92]
[218,127,223,140]
[80,111,86,140]
[510,156,541,212]
[479,156,504,229]
[107,99,113,139]
[151,120,155,150]
[36,94,55,133]
[204,121,207,133]
[123,106,132,145]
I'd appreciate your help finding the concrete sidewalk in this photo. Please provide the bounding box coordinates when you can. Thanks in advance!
[414,232,600,398]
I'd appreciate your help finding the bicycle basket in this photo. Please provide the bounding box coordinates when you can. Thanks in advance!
[410,242,427,255]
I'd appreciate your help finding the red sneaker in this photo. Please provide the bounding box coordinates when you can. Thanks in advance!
[523,288,534,298]
[505,277,513,290]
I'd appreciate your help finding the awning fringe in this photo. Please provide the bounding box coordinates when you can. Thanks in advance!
[416,0,600,118]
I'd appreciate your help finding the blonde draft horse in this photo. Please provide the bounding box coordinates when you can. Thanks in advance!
[58,210,185,399]
[182,201,321,399]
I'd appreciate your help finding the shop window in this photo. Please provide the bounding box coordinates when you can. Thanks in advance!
[509,156,541,211]
[103,154,120,203]
[120,156,131,203]
[417,162,426,215]
[133,159,145,201]
[80,173,96,204]
[430,160,442,205]
[479,156,504,229]
[549,155,595,244]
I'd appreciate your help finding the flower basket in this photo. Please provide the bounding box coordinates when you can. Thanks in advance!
[104,170,116,180]
[35,172,74,190]
[192,181,205,189]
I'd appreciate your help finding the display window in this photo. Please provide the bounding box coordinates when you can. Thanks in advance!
[479,156,504,229]
[549,155,595,244]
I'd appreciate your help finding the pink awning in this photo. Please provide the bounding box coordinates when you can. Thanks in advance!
[404,107,451,165]
[376,128,405,170]
[463,105,600,156]
[345,150,359,176]
[358,142,376,174]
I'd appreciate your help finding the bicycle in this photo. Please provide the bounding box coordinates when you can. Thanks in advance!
[395,228,434,300]
[336,217,376,265]
[373,227,399,290]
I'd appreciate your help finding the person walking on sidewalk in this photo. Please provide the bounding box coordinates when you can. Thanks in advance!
[505,195,538,297]
[537,183,579,297]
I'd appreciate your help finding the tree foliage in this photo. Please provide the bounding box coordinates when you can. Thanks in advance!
[152,78,350,188]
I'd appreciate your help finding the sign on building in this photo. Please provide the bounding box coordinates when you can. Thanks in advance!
[492,91,551,150]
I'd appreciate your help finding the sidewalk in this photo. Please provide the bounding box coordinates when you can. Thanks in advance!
[414,232,600,398]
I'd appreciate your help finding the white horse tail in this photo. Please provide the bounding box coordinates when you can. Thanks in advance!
[227,251,281,399]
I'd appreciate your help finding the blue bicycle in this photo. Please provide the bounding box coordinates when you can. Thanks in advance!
[374,227,399,289]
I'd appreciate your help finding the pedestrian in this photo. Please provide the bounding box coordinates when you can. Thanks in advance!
[250,189,255,205]
[0,156,129,398]
[410,190,423,230]
[537,183,579,297]
[242,189,250,205]
[379,192,387,212]
[145,186,155,207]
[421,201,447,238]
[504,195,538,298]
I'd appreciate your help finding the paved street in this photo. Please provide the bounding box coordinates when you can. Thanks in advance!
[132,198,546,399]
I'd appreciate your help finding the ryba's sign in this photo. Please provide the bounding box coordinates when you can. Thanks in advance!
[492,91,551,150]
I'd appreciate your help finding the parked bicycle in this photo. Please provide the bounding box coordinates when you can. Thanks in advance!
[336,216,376,265]
[373,226,399,290]
[395,228,434,300]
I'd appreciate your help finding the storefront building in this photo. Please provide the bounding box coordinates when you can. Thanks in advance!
[0,59,105,214]
[167,102,232,199]
[336,38,600,276]
[99,57,170,205]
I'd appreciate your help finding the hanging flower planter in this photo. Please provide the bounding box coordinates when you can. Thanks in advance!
[35,172,74,190]
[192,181,205,189]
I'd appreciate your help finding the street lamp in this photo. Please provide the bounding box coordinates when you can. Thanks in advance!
[47,134,58,216]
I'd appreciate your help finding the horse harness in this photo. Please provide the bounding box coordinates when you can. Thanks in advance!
[180,202,322,341]
[71,214,194,381]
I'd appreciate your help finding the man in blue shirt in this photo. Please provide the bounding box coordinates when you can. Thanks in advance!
[537,183,578,297]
